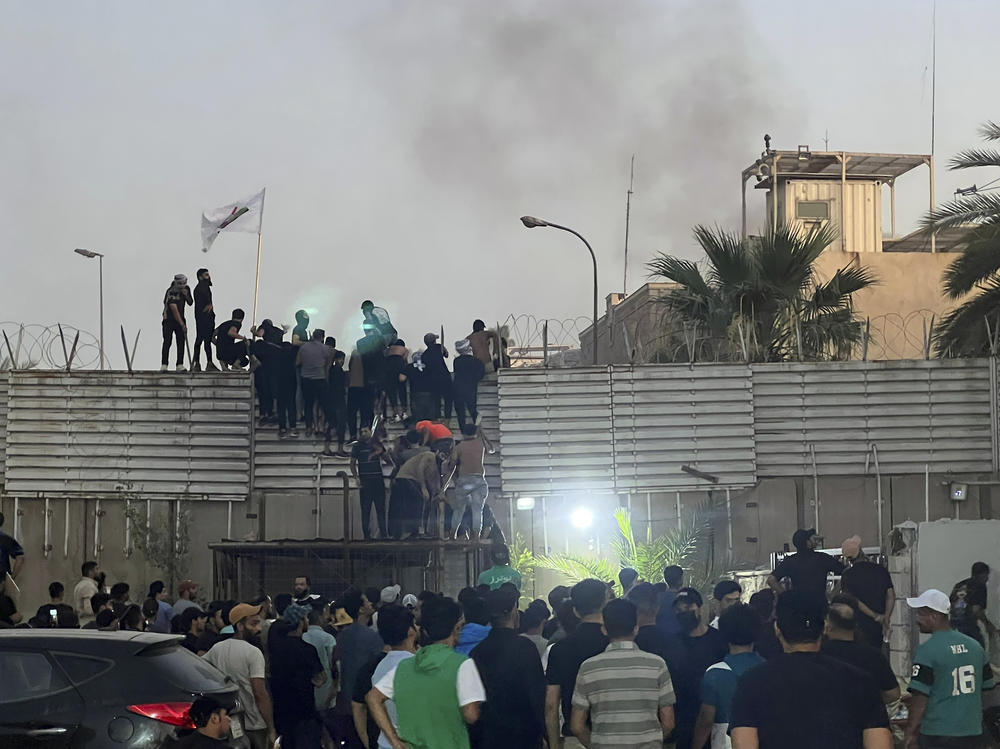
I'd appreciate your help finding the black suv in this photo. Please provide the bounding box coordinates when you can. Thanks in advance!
[0,629,249,748]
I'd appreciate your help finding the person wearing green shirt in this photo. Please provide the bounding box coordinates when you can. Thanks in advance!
[904,588,996,749]
[369,596,486,749]
[478,545,522,591]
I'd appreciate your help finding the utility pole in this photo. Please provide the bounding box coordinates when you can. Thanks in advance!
[623,154,635,296]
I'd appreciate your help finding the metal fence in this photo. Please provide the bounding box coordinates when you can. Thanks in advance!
[497,358,998,496]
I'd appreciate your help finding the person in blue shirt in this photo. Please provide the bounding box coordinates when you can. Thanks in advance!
[694,602,765,749]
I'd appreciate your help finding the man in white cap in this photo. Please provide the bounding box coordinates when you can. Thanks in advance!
[161,273,192,372]
[904,589,995,749]
[372,585,401,628]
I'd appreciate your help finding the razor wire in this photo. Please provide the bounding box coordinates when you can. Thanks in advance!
[0,322,106,370]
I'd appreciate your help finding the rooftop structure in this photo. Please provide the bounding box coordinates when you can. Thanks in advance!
[740,142,964,254]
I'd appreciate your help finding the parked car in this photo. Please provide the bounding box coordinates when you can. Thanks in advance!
[0,629,249,748]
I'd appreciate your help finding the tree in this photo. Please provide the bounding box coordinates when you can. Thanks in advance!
[647,224,876,362]
[534,505,717,597]
[924,122,1000,356]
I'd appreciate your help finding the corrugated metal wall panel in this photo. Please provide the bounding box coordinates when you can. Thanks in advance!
[611,366,755,490]
[3,372,251,497]
[0,374,7,485]
[499,365,755,495]
[499,367,615,494]
[753,360,992,476]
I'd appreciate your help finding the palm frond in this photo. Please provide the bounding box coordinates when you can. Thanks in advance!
[980,121,1000,141]
[933,281,1000,357]
[949,148,1000,171]
[693,225,754,290]
[923,193,1000,230]
[940,224,1000,298]
[647,255,712,298]
[534,554,619,588]
[808,266,878,312]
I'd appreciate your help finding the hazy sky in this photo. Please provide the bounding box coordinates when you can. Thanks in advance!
[1,0,997,368]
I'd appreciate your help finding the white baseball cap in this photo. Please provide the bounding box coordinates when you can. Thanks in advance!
[402,594,418,609]
[380,585,401,604]
[906,589,950,615]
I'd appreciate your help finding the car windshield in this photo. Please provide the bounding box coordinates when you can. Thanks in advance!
[142,645,232,693]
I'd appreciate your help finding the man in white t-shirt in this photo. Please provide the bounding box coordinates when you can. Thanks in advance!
[368,604,419,749]
[72,561,103,625]
[203,603,276,749]
[368,597,485,749]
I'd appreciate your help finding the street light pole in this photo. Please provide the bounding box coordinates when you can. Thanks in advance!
[520,216,599,365]
[74,249,106,369]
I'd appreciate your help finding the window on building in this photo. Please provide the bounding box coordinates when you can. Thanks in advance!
[796,201,830,220]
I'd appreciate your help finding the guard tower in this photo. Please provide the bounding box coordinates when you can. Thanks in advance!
[740,138,937,253]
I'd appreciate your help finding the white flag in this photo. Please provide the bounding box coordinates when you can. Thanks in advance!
[201,188,265,252]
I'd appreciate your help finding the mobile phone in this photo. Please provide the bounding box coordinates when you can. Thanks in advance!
[49,608,58,626]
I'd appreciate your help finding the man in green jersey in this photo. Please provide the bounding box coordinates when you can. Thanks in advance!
[904,589,995,749]
[477,544,521,591]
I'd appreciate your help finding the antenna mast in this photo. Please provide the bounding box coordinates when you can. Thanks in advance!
[623,154,635,295]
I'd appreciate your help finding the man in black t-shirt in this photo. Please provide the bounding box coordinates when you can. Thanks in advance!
[350,427,388,540]
[731,590,890,749]
[767,528,843,600]
[840,536,895,649]
[214,309,249,370]
[667,587,728,749]
[268,604,325,748]
[191,268,217,372]
[821,595,900,704]
[545,579,609,749]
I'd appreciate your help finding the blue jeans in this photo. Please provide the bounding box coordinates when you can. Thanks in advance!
[452,475,488,534]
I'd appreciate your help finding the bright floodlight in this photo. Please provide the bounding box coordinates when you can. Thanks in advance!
[75,248,100,258]
[516,497,536,511]
[520,215,548,228]
[570,507,594,529]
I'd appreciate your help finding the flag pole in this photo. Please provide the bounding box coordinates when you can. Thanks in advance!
[251,189,266,325]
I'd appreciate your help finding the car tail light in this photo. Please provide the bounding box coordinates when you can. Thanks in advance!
[127,702,196,728]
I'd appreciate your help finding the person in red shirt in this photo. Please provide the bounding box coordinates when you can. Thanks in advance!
[415,420,454,452]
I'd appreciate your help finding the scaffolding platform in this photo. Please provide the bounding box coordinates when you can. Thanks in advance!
[210,537,490,601]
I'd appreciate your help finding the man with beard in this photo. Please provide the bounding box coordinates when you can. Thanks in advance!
[203,603,276,749]
[293,576,312,604]
[191,268,218,372]
[180,608,209,654]
[668,588,727,749]
[73,561,104,626]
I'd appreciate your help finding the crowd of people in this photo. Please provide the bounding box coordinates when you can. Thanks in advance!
[2,523,998,749]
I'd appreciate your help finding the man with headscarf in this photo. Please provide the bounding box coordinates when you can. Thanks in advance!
[161,273,192,372]
[453,339,485,431]
[291,310,310,346]
[840,535,895,649]
[191,268,218,372]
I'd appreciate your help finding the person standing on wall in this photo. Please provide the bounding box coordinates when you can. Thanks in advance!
[191,268,217,372]
[161,273,192,372]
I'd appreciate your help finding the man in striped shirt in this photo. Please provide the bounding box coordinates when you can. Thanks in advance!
[571,598,675,749]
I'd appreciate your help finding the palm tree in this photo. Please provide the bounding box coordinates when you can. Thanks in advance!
[647,224,876,362]
[534,504,717,596]
[924,122,1000,356]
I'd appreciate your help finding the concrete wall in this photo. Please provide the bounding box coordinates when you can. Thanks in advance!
[0,494,257,619]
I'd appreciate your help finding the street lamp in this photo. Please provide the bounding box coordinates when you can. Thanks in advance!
[74,248,105,370]
[520,216,599,365]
